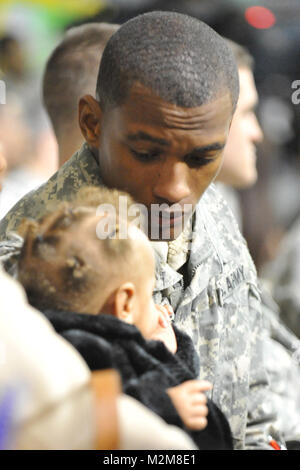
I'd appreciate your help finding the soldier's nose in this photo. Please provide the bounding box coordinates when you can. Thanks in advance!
[153,161,191,204]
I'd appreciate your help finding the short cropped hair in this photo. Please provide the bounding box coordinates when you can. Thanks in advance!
[97,11,239,112]
[43,23,119,139]
[18,186,136,313]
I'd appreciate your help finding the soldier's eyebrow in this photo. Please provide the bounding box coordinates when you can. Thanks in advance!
[190,142,225,154]
[126,131,170,146]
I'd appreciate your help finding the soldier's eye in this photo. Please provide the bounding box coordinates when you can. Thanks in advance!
[130,149,161,162]
[185,154,216,168]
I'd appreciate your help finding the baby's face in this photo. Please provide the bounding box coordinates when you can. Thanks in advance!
[128,226,160,340]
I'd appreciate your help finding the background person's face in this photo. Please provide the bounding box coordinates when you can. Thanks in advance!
[217,67,263,189]
[98,83,232,240]
[0,143,7,191]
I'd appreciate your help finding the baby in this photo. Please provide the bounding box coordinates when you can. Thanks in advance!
[17,187,232,449]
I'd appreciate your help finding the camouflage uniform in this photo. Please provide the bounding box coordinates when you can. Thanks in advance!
[216,183,300,444]
[152,187,280,450]
[263,216,300,339]
[0,144,103,240]
[260,283,300,443]
[0,143,279,449]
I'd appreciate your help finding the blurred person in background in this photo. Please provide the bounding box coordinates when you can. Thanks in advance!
[261,85,300,340]
[263,211,300,340]
[0,142,7,192]
[43,22,119,166]
[0,26,58,220]
[216,40,300,447]
[0,91,57,219]
[216,39,262,230]
[0,35,26,82]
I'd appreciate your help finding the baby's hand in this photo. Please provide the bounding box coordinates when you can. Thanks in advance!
[167,380,213,430]
[150,304,177,354]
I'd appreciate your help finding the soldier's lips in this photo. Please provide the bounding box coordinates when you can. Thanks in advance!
[151,211,192,228]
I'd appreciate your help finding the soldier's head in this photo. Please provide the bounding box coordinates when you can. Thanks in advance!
[18,186,160,340]
[217,40,263,189]
[79,11,239,241]
[43,22,119,166]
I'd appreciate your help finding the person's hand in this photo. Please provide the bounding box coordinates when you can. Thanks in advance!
[167,380,213,430]
[150,304,177,354]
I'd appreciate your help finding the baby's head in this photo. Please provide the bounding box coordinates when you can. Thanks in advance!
[18,187,160,339]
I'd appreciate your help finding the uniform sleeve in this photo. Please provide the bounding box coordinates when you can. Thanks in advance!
[244,281,284,450]
[0,232,23,276]
[262,219,300,338]
[0,189,37,241]
[273,242,300,339]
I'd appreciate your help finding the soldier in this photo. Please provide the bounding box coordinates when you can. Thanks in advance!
[0,12,281,449]
[216,40,300,446]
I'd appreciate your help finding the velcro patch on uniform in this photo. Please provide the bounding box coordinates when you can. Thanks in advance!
[216,265,245,306]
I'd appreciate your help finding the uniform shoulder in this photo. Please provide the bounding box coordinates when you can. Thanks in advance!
[199,184,257,277]
[201,184,241,230]
[0,145,101,240]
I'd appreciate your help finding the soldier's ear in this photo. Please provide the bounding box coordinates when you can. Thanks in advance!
[78,95,102,148]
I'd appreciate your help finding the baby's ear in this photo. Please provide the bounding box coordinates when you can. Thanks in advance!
[114,282,136,324]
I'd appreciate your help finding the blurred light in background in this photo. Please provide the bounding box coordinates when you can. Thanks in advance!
[0,1,104,29]
[245,6,276,29]
[0,0,105,73]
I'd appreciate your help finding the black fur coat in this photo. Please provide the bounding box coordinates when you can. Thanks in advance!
[43,309,233,450]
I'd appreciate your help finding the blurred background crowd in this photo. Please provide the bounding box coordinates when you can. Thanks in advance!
[0,0,299,273]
